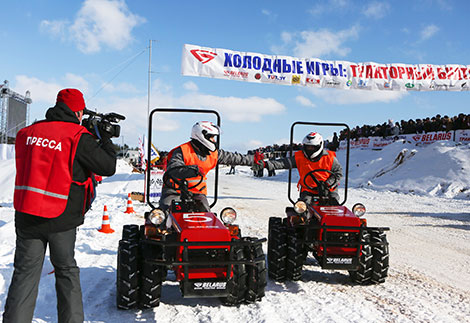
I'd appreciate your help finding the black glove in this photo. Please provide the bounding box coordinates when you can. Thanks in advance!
[317,181,329,197]
[325,175,338,190]
[176,165,202,179]
[188,165,204,177]
[95,125,113,143]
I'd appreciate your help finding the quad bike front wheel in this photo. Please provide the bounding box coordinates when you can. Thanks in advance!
[116,238,140,309]
[221,246,247,306]
[349,231,373,285]
[267,217,288,281]
[370,229,389,284]
[139,260,163,308]
[122,224,140,241]
[243,237,267,303]
[286,228,305,281]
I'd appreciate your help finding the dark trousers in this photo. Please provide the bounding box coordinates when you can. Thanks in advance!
[3,227,84,323]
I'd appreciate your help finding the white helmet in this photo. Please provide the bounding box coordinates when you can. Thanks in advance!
[191,121,220,152]
[302,132,324,160]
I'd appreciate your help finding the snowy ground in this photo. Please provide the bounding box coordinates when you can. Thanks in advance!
[0,140,469,322]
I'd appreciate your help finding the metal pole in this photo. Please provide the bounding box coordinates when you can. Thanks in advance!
[147,39,152,122]
[0,96,7,144]
[144,40,153,203]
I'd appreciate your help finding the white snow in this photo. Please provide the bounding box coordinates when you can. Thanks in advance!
[0,140,469,322]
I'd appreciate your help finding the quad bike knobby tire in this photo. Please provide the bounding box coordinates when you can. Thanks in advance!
[267,217,288,281]
[116,238,140,309]
[349,231,373,284]
[122,224,140,241]
[243,237,267,303]
[221,246,248,305]
[286,228,305,281]
[370,229,389,284]
[139,260,163,308]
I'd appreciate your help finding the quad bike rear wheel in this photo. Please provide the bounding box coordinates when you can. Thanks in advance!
[349,231,372,284]
[370,229,389,284]
[221,246,247,305]
[267,217,288,281]
[116,239,140,309]
[243,237,267,303]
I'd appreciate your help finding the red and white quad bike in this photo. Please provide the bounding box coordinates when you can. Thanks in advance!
[267,121,390,285]
[116,108,266,310]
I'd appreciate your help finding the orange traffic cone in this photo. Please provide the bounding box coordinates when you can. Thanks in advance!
[98,205,115,233]
[124,193,136,214]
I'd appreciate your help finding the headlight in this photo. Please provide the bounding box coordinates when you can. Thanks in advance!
[220,207,237,225]
[294,201,307,214]
[352,203,366,217]
[149,208,166,225]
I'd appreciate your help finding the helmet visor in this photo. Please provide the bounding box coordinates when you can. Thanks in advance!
[203,131,218,143]
[303,144,322,158]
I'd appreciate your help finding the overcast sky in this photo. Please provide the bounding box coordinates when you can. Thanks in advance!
[1,0,468,151]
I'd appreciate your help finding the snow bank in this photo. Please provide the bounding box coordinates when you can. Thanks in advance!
[337,140,470,199]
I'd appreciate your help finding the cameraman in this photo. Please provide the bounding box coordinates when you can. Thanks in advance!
[3,88,116,323]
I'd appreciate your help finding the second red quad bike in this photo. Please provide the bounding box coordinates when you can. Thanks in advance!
[116,108,266,310]
[268,121,390,284]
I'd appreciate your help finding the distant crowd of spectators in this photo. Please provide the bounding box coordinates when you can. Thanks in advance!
[340,113,470,141]
[248,138,340,158]
[250,113,470,156]
[248,144,302,158]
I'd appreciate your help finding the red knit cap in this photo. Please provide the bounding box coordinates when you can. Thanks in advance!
[56,88,86,112]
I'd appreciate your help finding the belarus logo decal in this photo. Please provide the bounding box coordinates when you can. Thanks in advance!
[190,49,217,64]
[412,135,421,141]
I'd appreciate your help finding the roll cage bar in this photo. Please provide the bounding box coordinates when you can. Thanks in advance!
[146,108,221,209]
[287,121,350,206]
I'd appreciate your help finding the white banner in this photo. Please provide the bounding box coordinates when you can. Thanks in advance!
[455,129,470,143]
[149,169,164,204]
[404,131,453,145]
[182,44,470,91]
[340,131,457,149]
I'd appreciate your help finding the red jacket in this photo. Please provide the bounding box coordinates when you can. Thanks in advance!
[14,121,92,218]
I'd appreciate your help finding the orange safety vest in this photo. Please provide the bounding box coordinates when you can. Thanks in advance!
[14,121,93,218]
[294,150,336,194]
[171,141,218,195]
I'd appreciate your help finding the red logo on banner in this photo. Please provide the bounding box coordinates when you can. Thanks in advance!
[190,49,217,64]
[412,135,421,141]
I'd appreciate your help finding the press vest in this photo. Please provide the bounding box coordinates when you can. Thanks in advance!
[294,150,336,194]
[169,142,218,195]
[14,121,92,218]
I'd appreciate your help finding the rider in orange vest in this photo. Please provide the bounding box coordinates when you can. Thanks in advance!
[159,121,258,212]
[263,132,343,205]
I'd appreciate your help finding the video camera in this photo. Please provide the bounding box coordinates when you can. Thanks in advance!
[82,108,126,139]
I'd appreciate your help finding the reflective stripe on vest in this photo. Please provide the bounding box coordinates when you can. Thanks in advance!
[179,142,218,195]
[294,150,336,194]
[14,186,69,200]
